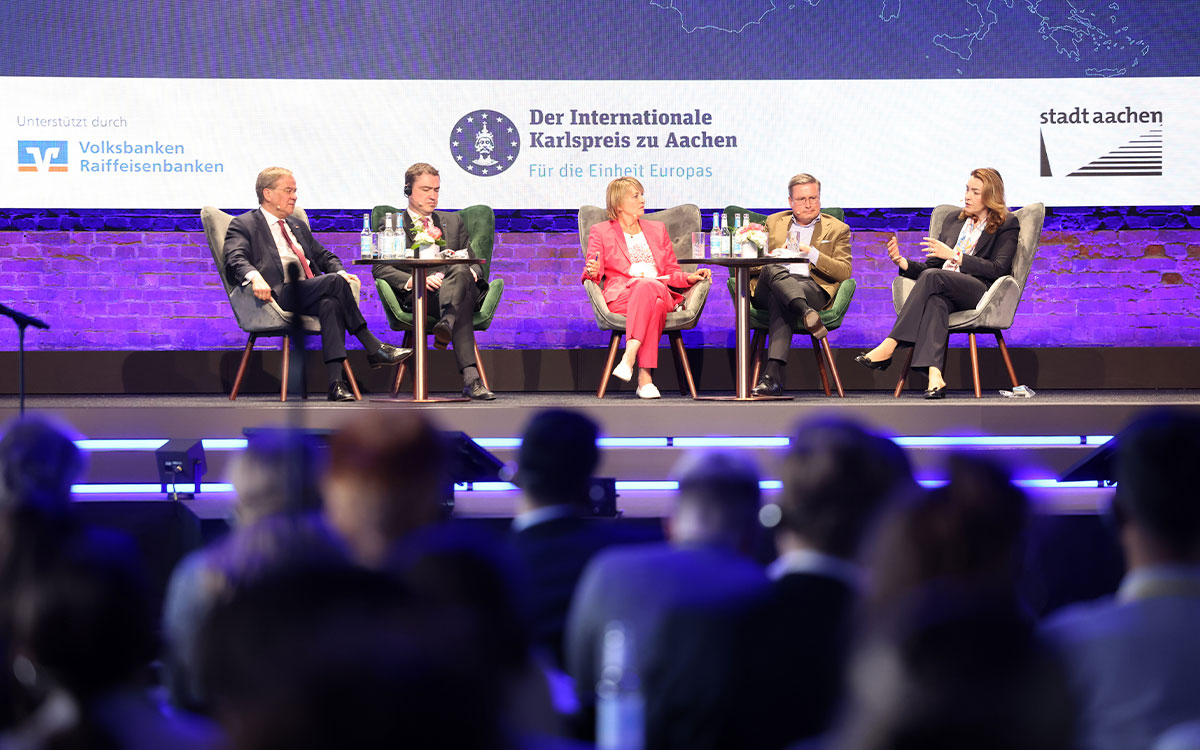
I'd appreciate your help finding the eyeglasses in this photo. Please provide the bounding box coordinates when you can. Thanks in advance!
[789,196,819,204]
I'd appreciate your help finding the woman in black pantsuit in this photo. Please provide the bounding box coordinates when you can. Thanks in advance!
[856,168,1018,398]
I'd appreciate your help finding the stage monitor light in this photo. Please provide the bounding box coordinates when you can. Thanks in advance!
[588,478,619,518]
[155,439,206,499]
[1059,436,1118,484]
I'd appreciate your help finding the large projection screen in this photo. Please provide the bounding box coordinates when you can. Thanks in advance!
[4,1,1197,209]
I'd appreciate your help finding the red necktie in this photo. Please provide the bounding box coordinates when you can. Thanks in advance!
[278,220,314,279]
[421,216,431,231]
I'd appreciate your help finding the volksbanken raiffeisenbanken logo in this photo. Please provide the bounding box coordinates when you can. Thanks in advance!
[17,140,69,173]
[450,110,519,176]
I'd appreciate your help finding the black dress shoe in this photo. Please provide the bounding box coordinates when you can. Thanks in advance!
[327,380,356,402]
[432,317,454,350]
[366,343,413,368]
[463,379,496,401]
[802,309,828,339]
[855,353,893,371]
[924,384,949,400]
[751,374,783,397]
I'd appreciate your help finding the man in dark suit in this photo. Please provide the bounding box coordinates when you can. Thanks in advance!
[372,163,494,400]
[565,451,768,739]
[643,418,914,749]
[223,167,411,401]
[509,410,658,670]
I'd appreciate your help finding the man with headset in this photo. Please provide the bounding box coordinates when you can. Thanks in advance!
[372,162,494,401]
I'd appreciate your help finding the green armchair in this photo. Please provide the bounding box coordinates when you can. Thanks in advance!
[722,205,855,397]
[370,204,504,397]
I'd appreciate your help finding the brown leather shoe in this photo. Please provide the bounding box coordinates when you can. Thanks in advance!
[432,318,453,350]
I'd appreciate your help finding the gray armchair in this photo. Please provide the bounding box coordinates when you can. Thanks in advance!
[577,204,711,398]
[891,202,1045,398]
[201,206,361,401]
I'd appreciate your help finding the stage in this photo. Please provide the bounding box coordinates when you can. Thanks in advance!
[6,389,1199,520]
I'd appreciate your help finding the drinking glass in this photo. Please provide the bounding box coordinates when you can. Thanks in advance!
[691,231,707,259]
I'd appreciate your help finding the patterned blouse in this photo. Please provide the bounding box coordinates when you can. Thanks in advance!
[624,231,659,278]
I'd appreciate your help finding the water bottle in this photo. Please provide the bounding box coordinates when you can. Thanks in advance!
[382,213,396,259]
[741,213,753,257]
[719,212,731,258]
[360,213,373,259]
[596,621,643,750]
[709,212,724,259]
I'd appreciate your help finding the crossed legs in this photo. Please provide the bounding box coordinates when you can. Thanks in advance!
[862,269,987,391]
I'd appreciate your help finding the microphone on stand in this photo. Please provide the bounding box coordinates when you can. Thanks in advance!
[0,303,49,417]
[0,303,49,330]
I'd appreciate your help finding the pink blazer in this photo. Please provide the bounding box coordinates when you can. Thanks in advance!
[582,219,693,308]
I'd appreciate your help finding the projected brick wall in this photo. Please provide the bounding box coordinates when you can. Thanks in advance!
[0,208,1197,351]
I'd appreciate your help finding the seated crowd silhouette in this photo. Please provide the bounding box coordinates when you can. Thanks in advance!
[0,406,1197,750]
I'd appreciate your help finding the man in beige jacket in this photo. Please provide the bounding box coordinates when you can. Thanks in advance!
[750,173,852,397]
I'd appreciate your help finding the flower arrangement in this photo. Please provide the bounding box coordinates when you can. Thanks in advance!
[735,222,768,253]
[410,223,446,249]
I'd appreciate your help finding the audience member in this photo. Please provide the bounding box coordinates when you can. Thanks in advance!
[644,418,913,749]
[864,454,1031,624]
[830,454,1073,750]
[199,562,502,750]
[509,410,656,669]
[161,430,345,711]
[392,523,588,748]
[5,534,221,750]
[564,451,767,731]
[323,411,446,568]
[1042,409,1200,750]
[836,585,1075,750]
[0,418,87,732]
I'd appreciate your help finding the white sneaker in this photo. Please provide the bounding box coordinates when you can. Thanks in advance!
[613,360,633,382]
[636,383,661,399]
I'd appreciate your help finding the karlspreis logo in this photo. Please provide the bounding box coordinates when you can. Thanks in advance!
[1038,105,1162,177]
[450,110,519,176]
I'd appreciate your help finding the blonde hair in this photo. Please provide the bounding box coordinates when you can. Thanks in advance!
[605,177,644,221]
[787,173,821,193]
[255,167,292,204]
[963,167,1009,233]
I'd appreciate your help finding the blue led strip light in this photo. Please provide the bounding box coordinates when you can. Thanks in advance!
[72,436,1114,451]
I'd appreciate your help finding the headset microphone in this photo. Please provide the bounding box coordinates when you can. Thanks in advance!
[404,182,412,196]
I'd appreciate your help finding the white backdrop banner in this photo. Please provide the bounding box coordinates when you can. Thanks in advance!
[7,77,1196,209]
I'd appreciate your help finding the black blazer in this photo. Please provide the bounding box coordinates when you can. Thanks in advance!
[900,212,1019,286]
[371,210,488,302]
[223,209,344,296]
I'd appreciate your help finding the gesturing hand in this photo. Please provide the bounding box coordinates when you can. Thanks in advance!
[920,236,956,261]
[687,268,712,284]
[886,234,908,271]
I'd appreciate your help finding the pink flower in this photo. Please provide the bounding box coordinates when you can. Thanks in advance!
[428,226,443,240]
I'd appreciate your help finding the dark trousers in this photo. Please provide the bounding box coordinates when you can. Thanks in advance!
[277,274,364,363]
[889,269,987,370]
[426,264,483,371]
[753,265,830,362]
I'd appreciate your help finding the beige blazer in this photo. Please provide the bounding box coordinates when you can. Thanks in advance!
[749,210,852,304]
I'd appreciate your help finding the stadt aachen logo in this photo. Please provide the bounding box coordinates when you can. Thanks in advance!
[450,110,519,176]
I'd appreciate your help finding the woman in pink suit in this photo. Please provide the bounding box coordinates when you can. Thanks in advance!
[582,177,711,399]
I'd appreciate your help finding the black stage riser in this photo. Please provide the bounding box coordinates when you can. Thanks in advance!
[3,346,1200,395]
